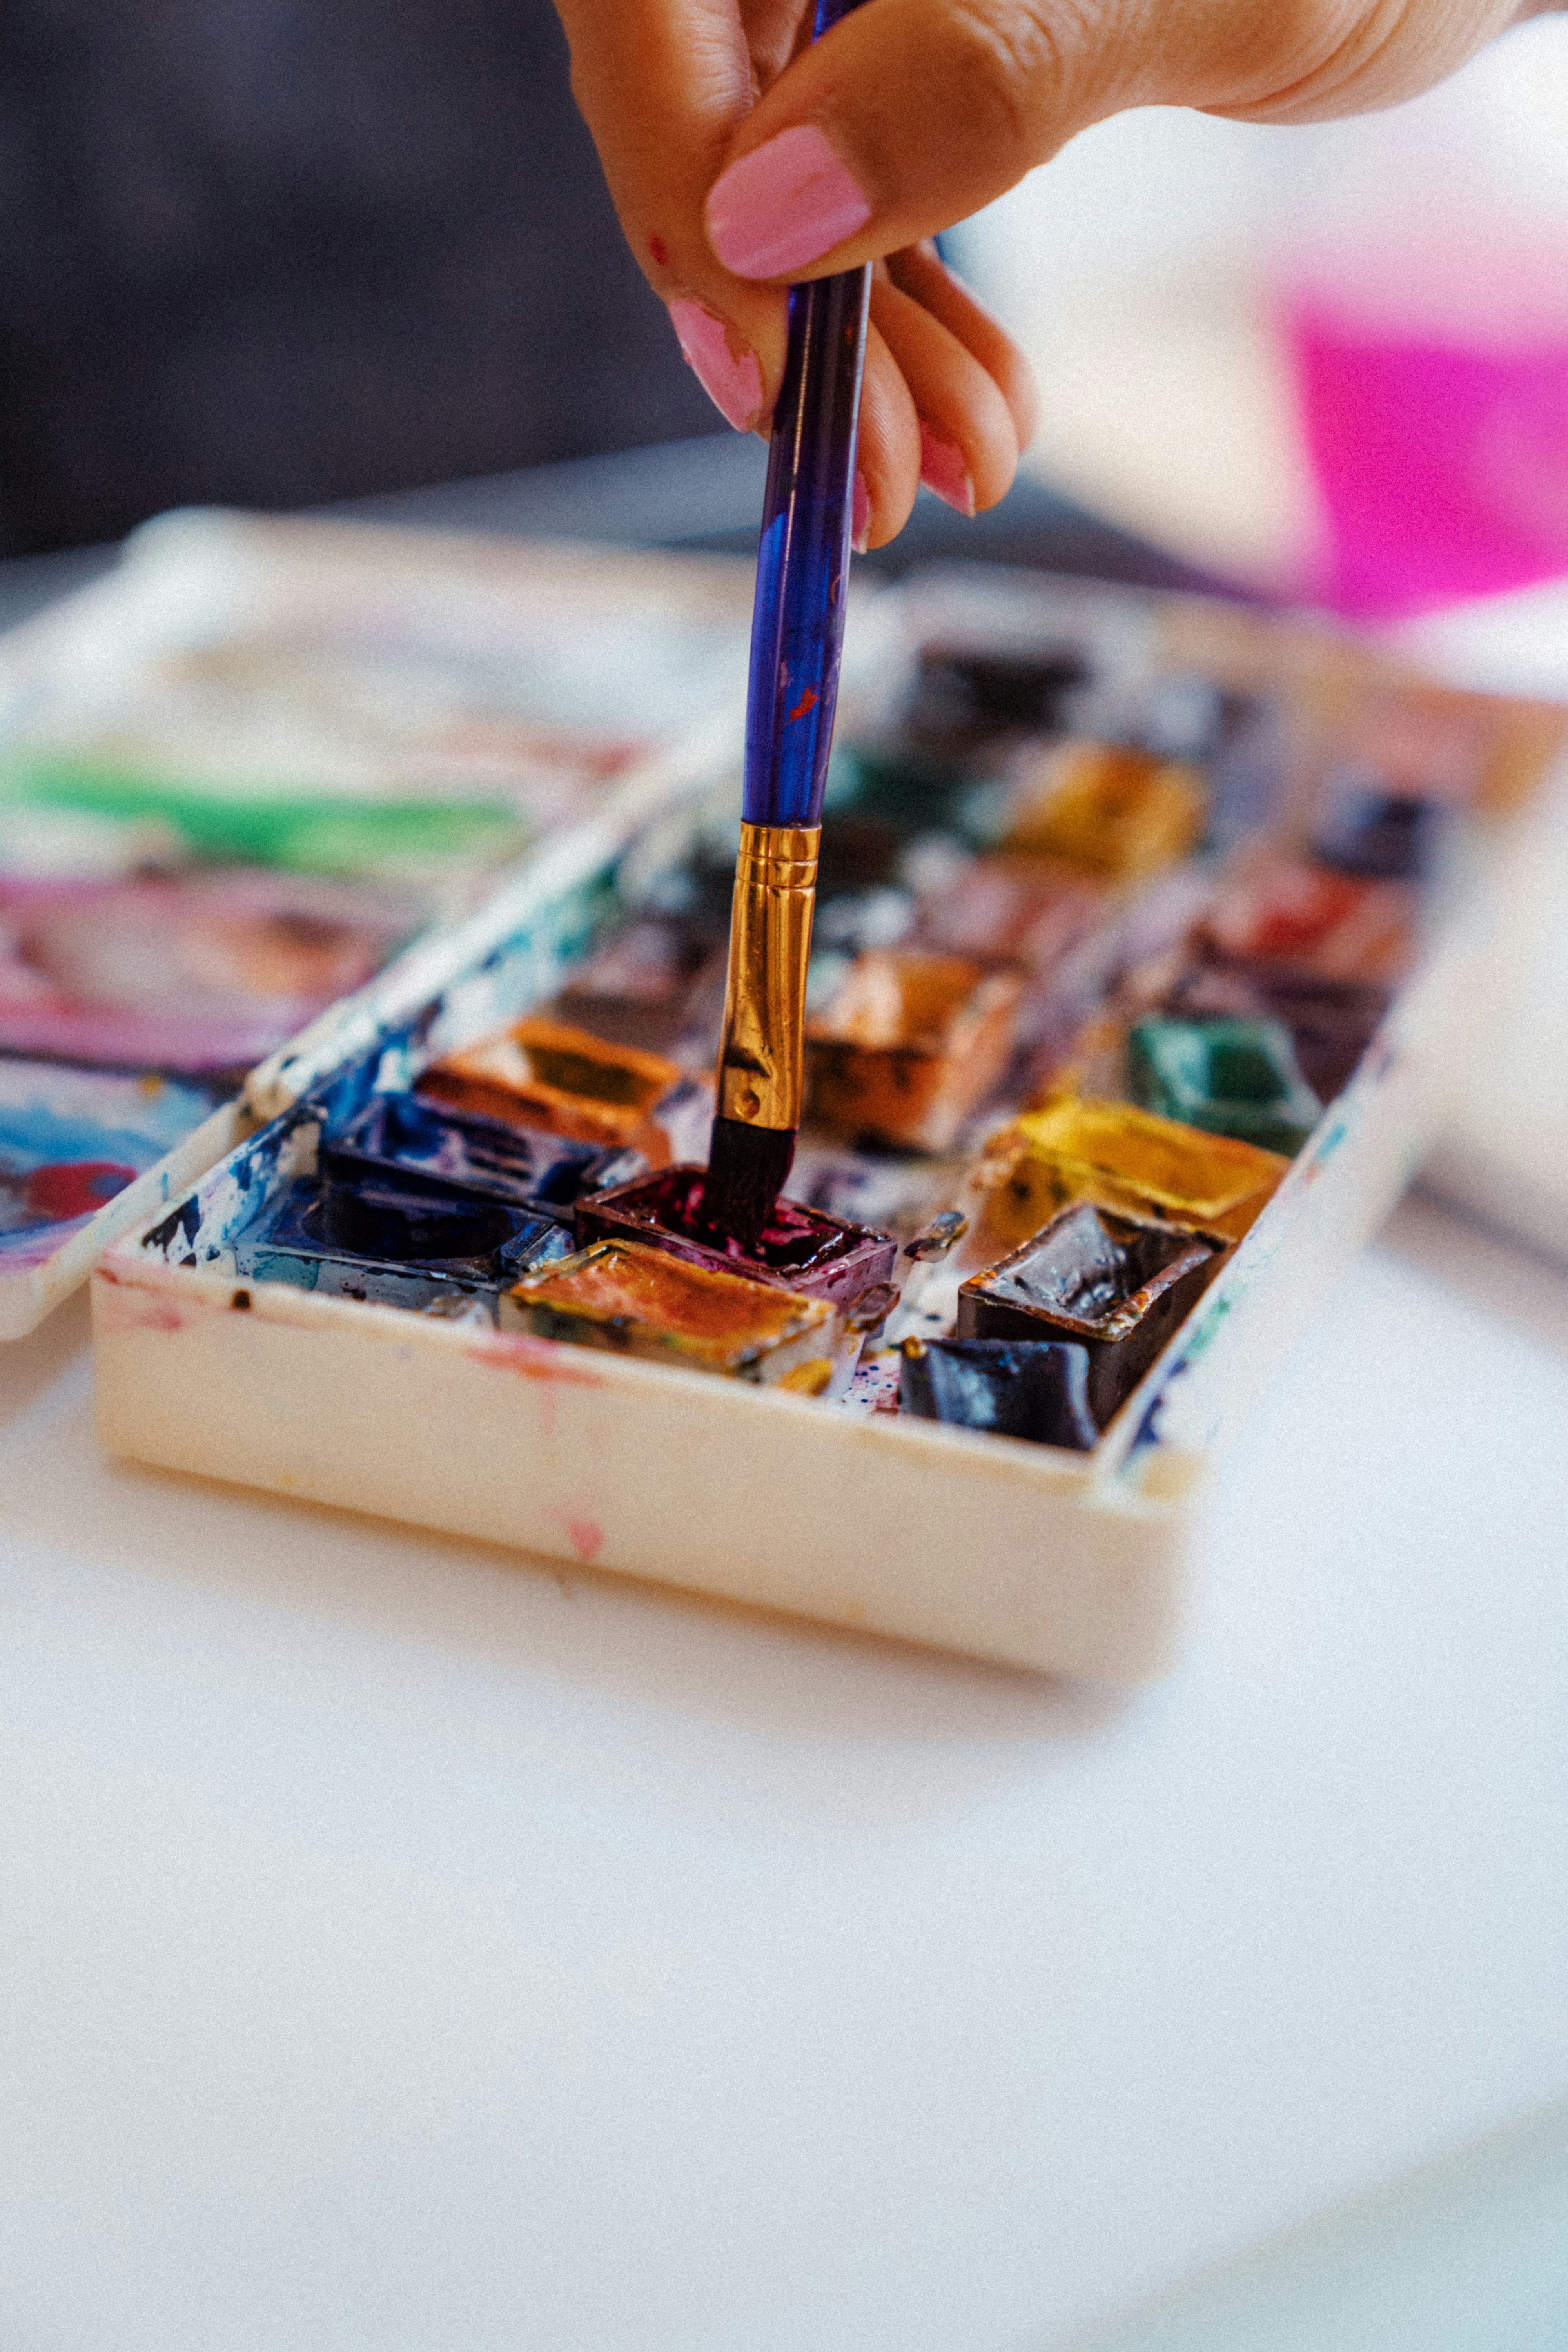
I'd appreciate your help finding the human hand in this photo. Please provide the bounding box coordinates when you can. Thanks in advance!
[555,0,1545,548]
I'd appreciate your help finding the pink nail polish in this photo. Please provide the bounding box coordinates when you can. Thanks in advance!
[668,298,765,432]
[851,470,871,554]
[706,125,871,280]
[918,422,975,518]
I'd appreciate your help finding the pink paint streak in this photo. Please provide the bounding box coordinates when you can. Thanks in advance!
[668,298,764,432]
[93,1271,186,1335]
[552,1510,604,1565]
[464,1333,606,1386]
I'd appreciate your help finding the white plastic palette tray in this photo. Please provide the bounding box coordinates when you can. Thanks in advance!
[92,570,1567,1678]
[0,517,762,1336]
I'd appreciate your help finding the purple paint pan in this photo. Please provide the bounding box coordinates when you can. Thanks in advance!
[573,1164,897,1311]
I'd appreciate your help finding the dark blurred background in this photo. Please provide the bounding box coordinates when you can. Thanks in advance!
[0,0,724,556]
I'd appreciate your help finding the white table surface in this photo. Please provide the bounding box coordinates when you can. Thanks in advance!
[3,1183,1566,2351]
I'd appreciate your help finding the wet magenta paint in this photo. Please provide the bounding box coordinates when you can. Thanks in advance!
[574,1164,897,1308]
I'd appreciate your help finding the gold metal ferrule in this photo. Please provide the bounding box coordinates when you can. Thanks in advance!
[715,821,820,1130]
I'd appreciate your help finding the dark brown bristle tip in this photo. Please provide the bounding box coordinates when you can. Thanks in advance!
[703,1116,796,1252]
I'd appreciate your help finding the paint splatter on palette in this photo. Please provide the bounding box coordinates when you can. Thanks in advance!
[0,1063,220,1268]
[0,871,414,1072]
[96,568,1568,1676]
[0,515,757,1331]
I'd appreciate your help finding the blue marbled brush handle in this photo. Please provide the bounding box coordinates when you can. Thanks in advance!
[739,0,873,829]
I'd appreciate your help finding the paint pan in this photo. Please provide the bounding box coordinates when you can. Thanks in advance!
[898,1334,1098,1450]
[828,739,1009,847]
[1155,952,1390,1103]
[1003,744,1207,881]
[549,913,727,1058]
[956,1199,1229,1426]
[502,1239,835,1389]
[969,1094,1289,1253]
[906,638,1091,746]
[805,951,1022,1152]
[1127,1016,1323,1156]
[1310,782,1447,883]
[910,851,1105,974]
[419,1016,688,1157]
[323,1091,641,1213]
[574,1165,897,1309]
[234,1173,570,1317]
[1200,849,1415,983]
[573,1164,897,1393]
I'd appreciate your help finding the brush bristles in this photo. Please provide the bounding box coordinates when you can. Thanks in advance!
[703,1116,796,1252]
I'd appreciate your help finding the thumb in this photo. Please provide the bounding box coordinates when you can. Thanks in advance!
[701,0,1538,282]
[703,0,1140,281]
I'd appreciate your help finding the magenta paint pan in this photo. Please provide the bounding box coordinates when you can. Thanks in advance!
[573,1163,897,1311]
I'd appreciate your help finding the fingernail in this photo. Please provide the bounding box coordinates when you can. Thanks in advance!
[706,125,871,279]
[668,298,765,431]
[851,470,871,554]
[918,421,975,517]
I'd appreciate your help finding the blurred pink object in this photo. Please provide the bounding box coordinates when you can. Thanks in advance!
[1282,232,1568,619]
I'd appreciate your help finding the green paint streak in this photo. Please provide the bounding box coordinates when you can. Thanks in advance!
[0,759,528,876]
[1178,1289,1233,1368]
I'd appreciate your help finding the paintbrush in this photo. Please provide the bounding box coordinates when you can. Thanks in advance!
[704,0,873,1250]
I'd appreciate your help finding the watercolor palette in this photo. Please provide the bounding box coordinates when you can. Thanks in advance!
[93,567,1568,1676]
[0,516,763,1333]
